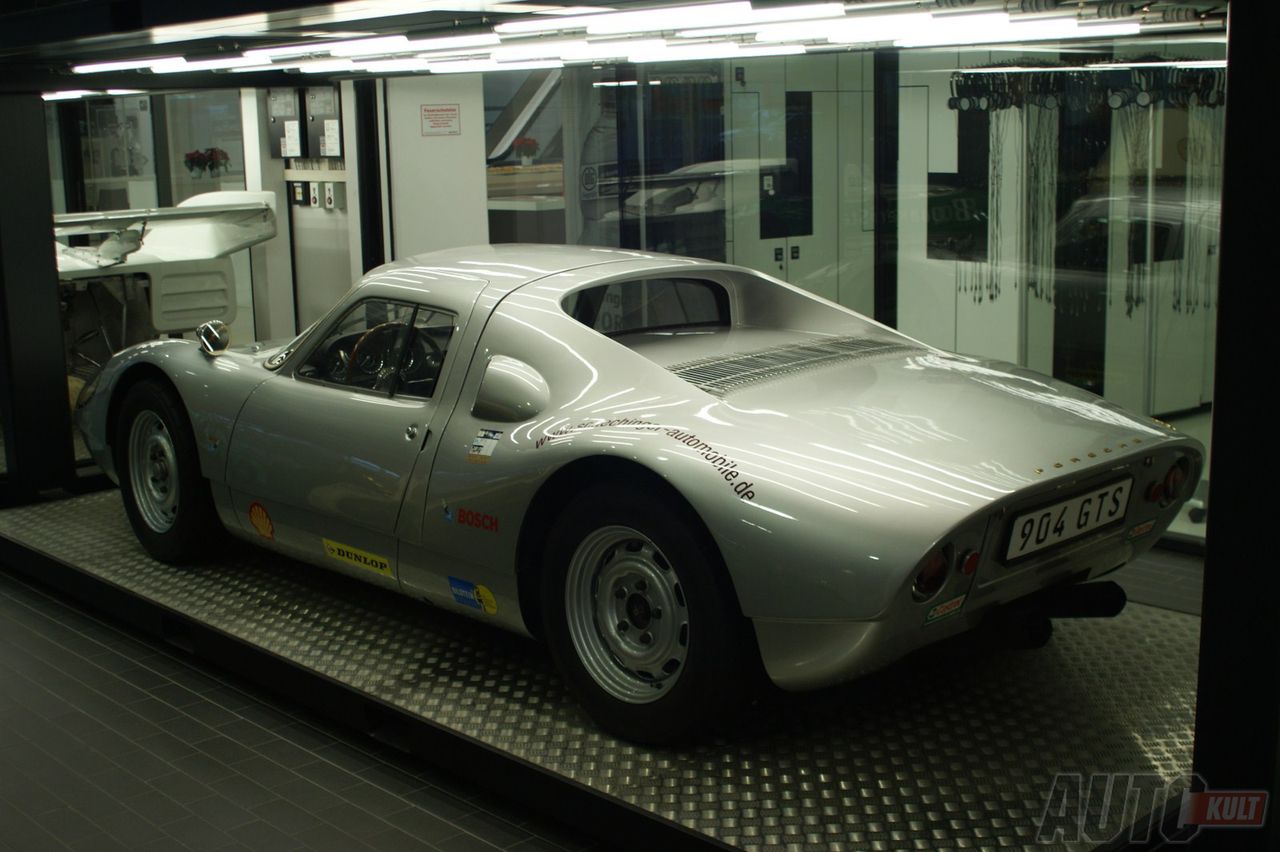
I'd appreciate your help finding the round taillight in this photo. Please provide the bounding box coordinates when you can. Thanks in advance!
[1161,458,1191,505]
[960,551,980,576]
[913,549,948,601]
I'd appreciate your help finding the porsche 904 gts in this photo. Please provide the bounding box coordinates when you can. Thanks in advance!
[76,245,1202,742]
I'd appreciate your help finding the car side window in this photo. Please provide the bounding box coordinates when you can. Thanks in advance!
[297,299,415,393]
[396,309,454,399]
[563,277,729,336]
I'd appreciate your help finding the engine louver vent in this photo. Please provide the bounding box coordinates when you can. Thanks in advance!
[668,336,920,396]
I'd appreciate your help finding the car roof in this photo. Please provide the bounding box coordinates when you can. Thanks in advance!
[362,244,721,293]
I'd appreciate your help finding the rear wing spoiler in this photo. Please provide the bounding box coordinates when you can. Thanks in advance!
[54,190,277,260]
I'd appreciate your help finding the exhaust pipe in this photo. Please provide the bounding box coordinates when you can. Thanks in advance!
[981,581,1128,650]
[1038,580,1128,619]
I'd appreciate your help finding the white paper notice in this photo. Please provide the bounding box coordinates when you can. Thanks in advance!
[421,104,461,137]
[282,120,302,157]
[321,119,341,156]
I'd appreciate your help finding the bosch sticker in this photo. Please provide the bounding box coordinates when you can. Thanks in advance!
[467,429,502,463]
[449,577,498,614]
[323,538,392,578]
[925,594,966,625]
[443,503,498,533]
[248,502,274,540]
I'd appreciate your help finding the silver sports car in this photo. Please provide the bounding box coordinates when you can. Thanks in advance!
[76,244,1202,742]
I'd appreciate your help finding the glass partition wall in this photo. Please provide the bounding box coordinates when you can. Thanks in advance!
[46,90,250,468]
[484,37,1224,546]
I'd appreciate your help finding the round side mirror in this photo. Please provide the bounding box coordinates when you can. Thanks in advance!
[196,320,231,357]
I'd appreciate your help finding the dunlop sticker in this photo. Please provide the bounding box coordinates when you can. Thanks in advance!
[323,538,392,578]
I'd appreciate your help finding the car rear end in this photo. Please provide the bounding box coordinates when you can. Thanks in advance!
[753,436,1202,690]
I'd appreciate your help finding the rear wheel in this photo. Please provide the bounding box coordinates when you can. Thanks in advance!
[115,379,219,563]
[542,481,755,743]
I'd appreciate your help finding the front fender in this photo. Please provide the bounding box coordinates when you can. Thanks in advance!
[76,339,271,483]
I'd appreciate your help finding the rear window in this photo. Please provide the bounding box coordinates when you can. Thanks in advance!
[563,277,729,336]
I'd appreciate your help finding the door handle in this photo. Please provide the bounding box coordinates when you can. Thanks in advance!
[405,424,418,440]
[790,245,800,260]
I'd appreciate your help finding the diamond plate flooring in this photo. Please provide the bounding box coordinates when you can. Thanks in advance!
[0,560,595,852]
[0,491,1201,851]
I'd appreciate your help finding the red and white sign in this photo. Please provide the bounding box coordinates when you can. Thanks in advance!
[421,103,461,137]
[1179,791,1269,828]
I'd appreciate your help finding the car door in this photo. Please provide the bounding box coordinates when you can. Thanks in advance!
[225,286,478,587]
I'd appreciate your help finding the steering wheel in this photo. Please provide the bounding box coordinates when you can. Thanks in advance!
[346,321,406,386]
[400,330,444,386]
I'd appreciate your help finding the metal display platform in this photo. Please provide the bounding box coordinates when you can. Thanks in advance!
[0,491,1200,851]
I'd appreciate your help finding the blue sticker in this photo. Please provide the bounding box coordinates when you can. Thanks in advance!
[449,576,497,614]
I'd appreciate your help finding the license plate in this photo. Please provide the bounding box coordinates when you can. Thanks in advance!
[1006,479,1133,560]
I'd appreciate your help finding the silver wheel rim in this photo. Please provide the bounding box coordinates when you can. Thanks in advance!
[128,410,179,533]
[565,525,689,704]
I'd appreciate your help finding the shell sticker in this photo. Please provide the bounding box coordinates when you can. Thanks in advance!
[248,502,274,540]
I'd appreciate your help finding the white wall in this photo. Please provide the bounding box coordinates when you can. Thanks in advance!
[385,75,489,257]
[240,89,296,340]
[896,84,955,349]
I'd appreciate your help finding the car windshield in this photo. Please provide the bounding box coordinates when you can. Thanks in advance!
[264,321,319,370]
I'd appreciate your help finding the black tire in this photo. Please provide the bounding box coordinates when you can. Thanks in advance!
[115,379,220,563]
[541,480,756,743]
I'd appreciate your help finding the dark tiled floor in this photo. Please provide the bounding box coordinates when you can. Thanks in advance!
[0,568,597,852]
[1111,546,1204,616]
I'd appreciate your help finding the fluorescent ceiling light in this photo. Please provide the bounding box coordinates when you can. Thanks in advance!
[1098,59,1227,69]
[352,58,432,73]
[492,37,665,62]
[628,43,740,62]
[328,35,413,56]
[407,33,501,53]
[892,13,1140,48]
[497,1,838,36]
[229,57,357,73]
[106,89,147,95]
[676,3,850,37]
[426,58,564,73]
[245,37,410,60]
[589,2,769,35]
[291,58,359,73]
[72,57,180,74]
[43,90,96,100]
[496,9,613,34]
[537,6,614,14]
[762,12,930,43]
[890,12,1010,47]
[149,56,265,73]
[737,44,806,58]
[491,37,587,61]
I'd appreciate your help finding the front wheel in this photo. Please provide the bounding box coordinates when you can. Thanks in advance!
[542,482,755,743]
[115,379,220,563]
